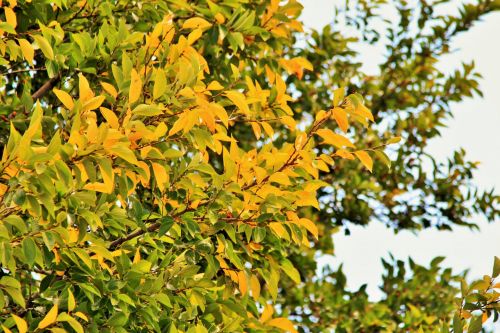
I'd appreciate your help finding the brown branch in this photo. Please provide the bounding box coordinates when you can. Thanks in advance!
[109,221,161,250]
[31,75,60,101]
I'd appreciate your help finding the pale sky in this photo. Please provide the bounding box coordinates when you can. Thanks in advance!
[300,0,500,308]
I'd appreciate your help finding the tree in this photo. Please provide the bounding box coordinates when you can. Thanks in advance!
[0,0,498,333]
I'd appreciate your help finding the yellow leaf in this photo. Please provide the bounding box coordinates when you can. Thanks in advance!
[133,248,141,264]
[335,149,355,160]
[11,314,27,333]
[32,35,54,60]
[268,172,291,186]
[267,318,298,333]
[188,28,203,45]
[332,107,348,133]
[18,39,34,65]
[261,121,274,138]
[74,312,88,322]
[38,304,58,329]
[225,91,249,115]
[250,122,261,139]
[354,150,373,172]
[1,325,13,333]
[129,69,142,104]
[207,81,224,90]
[316,128,354,148]
[294,132,307,149]
[250,275,261,300]
[215,13,225,24]
[295,191,319,209]
[68,289,76,312]
[260,304,274,323]
[238,271,248,295]
[53,88,74,110]
[153,69,167,100]
[5,7,16,29]
[99,107,119,129]
[84,182,110,193]
[182,17,212,30]
[297,218,318,239]
[78,73,94,102]
[101,82,118,98]
[356,103,374,122]
[269,222,289,240]
[82,96,105,112]
[151,162,169,192]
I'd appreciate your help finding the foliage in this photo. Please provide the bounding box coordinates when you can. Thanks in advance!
[0,0,498,332]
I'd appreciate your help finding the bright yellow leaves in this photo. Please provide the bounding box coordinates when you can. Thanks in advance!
[18,38,34,65]
[101,82,118,98]
[78,74,94,102]
[316,128,355,148]
[151,162,169,192]
[129,69,142,104]
[279,57,313,79]
[38,304,58,329]
[4,6,16,29]
[332,107,349,133]
[182,17,212,30]
[11,315,27,333]
[53,89,74,110]
[225,91,250,115]
[267,318,298,333]
[354,150,373,172]
[259,304,298,333]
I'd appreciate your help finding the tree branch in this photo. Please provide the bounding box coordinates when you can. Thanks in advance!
[31,75,60,101]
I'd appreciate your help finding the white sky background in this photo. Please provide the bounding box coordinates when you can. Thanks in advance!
[300,0,500,305]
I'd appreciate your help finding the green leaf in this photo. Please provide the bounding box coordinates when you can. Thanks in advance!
[468,315,482,333]
[453,314,463,333]
[3,287,25,308]
[493,256,500,277]
[22,237,37,266]
[281,260,301,284]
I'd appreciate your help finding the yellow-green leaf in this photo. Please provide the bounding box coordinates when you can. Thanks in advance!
[57,313,84,333]
[68,289,76,312]
[153,69,167,100]
[32,35,54,60]
[387,136,402,144]
[333,87,344,106]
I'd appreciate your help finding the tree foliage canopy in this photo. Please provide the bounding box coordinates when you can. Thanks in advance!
[0,0,499,332]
